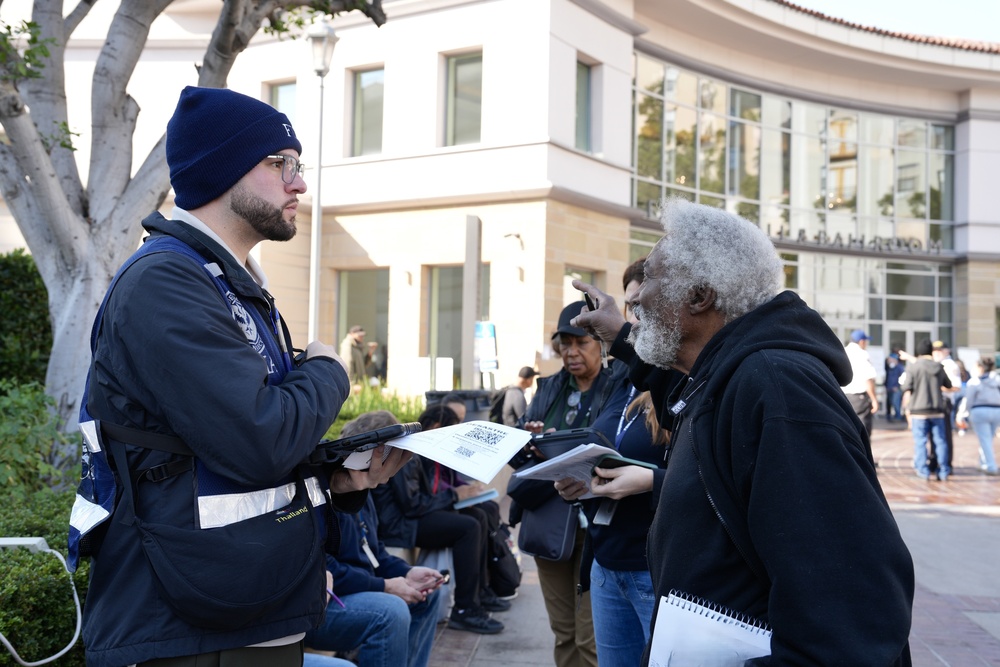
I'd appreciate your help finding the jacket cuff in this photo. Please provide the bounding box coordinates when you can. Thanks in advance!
[609,323,634,360]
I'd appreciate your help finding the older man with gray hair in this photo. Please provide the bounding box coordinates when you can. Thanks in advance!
[574,199,914,666]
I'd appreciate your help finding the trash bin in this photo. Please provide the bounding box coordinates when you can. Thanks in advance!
[425,389,497,422]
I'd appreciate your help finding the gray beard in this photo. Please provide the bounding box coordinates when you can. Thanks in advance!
[627,301,682,370]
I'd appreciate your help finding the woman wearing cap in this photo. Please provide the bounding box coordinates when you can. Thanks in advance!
[553,258,674,667]
[506,301,618,667]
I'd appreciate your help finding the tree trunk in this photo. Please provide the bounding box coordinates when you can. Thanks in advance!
[0,0,386,471]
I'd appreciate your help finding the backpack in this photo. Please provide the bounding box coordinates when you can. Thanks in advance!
[487,522,522,598]
[488,386,509,424]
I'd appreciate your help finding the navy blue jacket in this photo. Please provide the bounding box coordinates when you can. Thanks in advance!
[82,213,356,666]
[327,496,411,595]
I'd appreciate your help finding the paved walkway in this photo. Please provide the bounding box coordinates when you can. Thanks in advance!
[428,417,1000,666]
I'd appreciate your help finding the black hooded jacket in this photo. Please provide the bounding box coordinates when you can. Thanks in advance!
[611,291,914,666]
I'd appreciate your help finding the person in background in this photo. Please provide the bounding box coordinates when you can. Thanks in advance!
[932,340,962,469]
[305,411,445,667]
[365,341,383,386]
[574,198,913,665]
[885,351,905,422]
[841,329,879,435]
[962,357,1000,475]
[372,405,508,635]
[902,341,953,482]
[340,325,368,386]
[502,366,540,426]
[506,301,618,667]
[440,392,467,422]
[554,257,674,667]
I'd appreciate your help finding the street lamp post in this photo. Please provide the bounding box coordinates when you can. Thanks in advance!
[307,21,338,342]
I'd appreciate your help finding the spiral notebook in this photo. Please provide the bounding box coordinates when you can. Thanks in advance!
[648,590,771,667]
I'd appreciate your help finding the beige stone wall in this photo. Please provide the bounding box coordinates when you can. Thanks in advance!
[542,200,631,376]
[959,260,1000,357]
[264,198,632,397]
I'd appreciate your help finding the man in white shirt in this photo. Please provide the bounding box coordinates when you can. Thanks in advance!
[842,329,879,435]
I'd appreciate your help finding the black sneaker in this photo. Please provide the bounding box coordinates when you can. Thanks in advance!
[480,589,512,612]
[448,608,504,634]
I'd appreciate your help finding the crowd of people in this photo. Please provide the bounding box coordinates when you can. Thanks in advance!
[75,86,996,666]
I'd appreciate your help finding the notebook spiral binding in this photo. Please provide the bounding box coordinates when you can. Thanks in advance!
[668,589,772,636]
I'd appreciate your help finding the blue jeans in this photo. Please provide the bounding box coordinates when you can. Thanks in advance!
[970,406,1000,472]
[886,388,903,420]
[304,590,441,667]
[912,416,951,477]
[303,653,356,667]
[589,560,655,667]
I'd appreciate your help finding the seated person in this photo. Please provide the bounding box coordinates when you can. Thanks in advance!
[372,405,508,635]
[418,406,511,600]
[305,411,447,667]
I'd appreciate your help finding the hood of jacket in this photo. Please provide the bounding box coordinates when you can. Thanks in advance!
[683,290,852,404]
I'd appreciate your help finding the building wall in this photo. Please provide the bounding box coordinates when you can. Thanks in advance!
[2,0,1000,396]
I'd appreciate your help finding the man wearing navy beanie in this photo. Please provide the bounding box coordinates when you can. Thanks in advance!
[77,86,413,667]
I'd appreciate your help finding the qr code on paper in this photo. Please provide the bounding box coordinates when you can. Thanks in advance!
[455,446,475,458]
[465,424,503,447]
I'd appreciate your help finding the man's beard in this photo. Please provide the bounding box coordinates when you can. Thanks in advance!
[230,185,297,242]
[627,296,683,370]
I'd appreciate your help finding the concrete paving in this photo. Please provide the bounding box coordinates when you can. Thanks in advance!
[428,417,1000,666]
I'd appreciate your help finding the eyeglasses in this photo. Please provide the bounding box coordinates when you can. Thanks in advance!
[264,154,305,184]
[564,390,582,426]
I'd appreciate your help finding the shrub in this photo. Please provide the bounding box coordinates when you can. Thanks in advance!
[0,249,51,386]
[0,489,86,667]
[0,381,72,500]
[326,384,424,438]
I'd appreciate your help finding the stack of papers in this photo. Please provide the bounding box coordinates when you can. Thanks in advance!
[510,443,656,499]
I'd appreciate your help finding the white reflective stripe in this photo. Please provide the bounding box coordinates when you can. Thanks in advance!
[80,420,101,453]
[197,476,327,529]
[70,494,110,533]
[204,262,224,277]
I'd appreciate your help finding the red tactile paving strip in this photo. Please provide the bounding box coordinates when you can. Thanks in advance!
[872,424,1000,508]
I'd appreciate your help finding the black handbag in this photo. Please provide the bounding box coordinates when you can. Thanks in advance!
[516,496,578,562]
[108,435,325,630]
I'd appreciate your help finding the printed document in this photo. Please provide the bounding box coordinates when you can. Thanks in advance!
[343,420,531,484]
[510,443,656,499]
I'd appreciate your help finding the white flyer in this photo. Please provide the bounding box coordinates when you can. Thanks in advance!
[343,420,531,484]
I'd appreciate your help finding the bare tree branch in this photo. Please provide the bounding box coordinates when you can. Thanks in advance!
[22,0,85,214]
[87,0,172,224]
[64,0,99,36]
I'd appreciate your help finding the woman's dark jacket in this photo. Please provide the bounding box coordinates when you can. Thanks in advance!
[505,364,620,524]
[372,456,457,548]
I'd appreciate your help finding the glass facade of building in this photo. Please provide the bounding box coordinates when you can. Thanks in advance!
[630,51,957,350]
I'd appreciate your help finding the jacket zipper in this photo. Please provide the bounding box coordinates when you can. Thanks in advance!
[688,416,768,584]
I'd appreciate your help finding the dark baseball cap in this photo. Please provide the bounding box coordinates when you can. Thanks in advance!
[551,301,588,340]
[518,366,539,379]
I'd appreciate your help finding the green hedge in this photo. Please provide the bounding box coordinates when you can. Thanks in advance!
[0,249,51,386]
[325,384,425,438]
[0,381,72,500]
[0,490,86,667]
[0,382,424,665]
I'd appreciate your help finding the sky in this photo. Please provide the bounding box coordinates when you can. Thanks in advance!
[788,0,1000,43]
